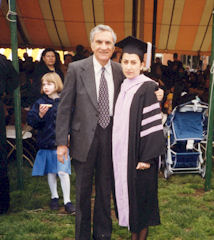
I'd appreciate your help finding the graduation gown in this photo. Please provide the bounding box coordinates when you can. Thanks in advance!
[112,74,165,233]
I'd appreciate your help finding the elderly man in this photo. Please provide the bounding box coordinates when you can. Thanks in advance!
[56,25,163,240]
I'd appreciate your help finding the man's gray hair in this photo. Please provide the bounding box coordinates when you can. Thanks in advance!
[90,24,117,44]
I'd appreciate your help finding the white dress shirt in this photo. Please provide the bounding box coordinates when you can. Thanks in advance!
[93,55,114,116]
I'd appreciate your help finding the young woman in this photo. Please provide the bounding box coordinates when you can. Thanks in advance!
[27,72,75,214]
[112,36,165,240]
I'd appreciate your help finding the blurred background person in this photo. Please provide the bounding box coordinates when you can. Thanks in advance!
[0,54,19,214]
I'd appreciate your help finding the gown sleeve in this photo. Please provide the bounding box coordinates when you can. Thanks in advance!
[138,83,165,163]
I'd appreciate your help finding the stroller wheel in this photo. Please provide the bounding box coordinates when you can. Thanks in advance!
[164,168,171,179]
[200,164,206,178]
[160,154,166,173]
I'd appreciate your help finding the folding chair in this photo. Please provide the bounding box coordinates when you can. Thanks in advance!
[6,125,37,167]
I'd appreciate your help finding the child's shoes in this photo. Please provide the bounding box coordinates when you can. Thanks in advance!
[50,198,75,214]
[64,202,75,215]
[50,198,59,210]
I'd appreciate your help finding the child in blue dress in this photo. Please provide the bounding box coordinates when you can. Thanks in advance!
[27,72,75,214]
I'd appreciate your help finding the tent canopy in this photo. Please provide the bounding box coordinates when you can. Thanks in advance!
[0,0,213,55]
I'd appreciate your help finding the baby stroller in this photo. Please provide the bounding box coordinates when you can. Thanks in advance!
[163,98,208,179]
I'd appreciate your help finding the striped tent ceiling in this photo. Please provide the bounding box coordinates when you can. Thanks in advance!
[0,0,213,55]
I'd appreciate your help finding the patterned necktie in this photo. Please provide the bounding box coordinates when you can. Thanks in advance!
[98,67,110,128]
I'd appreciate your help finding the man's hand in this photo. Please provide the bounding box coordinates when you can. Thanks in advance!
[57,145,68,164]
[155,88,164,102]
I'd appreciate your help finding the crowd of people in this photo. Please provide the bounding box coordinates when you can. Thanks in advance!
[5,41,210,120]
[0,24,211,240]
[148,53,210,115]
[17,45,89,109]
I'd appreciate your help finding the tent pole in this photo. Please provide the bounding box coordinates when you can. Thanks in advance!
[205,9,214,191]
[152,0,157,63]
[9,0,24,189]
[132,0,137,37]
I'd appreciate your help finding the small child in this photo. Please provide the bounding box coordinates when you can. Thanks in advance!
[27,72,75,214]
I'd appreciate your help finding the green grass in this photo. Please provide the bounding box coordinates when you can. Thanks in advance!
[0,160,214,240]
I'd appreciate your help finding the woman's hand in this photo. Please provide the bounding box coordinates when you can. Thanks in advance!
[136,162,150,170]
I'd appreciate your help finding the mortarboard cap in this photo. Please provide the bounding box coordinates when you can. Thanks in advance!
[115,36,152,70]
[115,36,147,58]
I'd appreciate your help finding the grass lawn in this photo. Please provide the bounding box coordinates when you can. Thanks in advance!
[0,160,214,240]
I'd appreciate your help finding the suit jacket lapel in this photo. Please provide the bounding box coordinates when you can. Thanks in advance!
[80,56,98,111]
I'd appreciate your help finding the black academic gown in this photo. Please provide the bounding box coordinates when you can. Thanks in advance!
[127,81,165,233]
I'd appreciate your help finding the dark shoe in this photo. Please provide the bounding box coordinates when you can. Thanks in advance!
[64,202,75,214]
[93,234,111,240]
[50,198,59,210]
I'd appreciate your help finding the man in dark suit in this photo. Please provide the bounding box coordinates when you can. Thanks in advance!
[56,25,123,240]
[56,24,164,240]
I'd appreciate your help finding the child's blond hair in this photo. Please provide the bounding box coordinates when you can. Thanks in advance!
[41,72,63,94]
